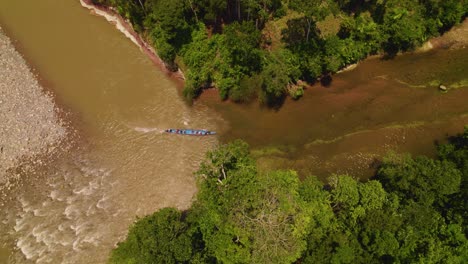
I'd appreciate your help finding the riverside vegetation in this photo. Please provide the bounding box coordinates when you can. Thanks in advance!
[91,0,466,104]
[110,127,468,263]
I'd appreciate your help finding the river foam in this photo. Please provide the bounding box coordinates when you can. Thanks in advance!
[6,153,116,263]
[132,127,161,133]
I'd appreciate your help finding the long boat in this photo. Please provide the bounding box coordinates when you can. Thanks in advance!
[165,129,216,136]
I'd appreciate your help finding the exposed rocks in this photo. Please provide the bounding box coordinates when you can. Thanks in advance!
[439,84,448,91]
[0,27,66,186]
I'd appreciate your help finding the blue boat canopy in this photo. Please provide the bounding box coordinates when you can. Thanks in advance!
[165,129,216,136]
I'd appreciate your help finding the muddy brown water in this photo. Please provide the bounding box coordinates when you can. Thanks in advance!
[0,247,10,264]
[0,0,467,263]
[0,0,220,263]
[205,46,468,179]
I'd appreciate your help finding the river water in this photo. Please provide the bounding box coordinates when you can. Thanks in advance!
[0,0,220,263]
[1,0,467,263]
[206,46,468,178]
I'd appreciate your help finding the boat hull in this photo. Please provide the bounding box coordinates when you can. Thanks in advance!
[165,129,216,136]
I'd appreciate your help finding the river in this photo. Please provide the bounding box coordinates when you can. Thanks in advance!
[0,0,220,263]
[205,42,468,179]
[0,0,467,263]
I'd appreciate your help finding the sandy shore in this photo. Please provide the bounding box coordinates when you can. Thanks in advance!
[0,27,66,187]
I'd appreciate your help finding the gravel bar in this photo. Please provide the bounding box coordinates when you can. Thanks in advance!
[0,27,66,185]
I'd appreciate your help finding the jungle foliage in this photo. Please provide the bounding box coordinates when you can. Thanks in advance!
[110,127,468,264]
[92,0,466,103]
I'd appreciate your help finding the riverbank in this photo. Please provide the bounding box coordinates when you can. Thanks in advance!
[0,28,66,190]
[420,18,468,51]
[339,18,468,73]
[204,38,468,179]
[80,0,462,100]
[79,0,185,81]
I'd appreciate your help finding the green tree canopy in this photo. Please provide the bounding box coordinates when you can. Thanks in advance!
[110,208,193,264]
[110,128,468,263]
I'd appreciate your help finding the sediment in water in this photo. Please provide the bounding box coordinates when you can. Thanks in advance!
[79,0,185,80]
[0,27,66,189]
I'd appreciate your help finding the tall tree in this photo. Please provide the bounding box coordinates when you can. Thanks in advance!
[193,140,311,263]
[290,0,335,42]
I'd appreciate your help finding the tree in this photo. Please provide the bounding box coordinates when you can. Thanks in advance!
[423,0,467,33]
[110,208,193,264]
[110,131,468,263]
[289,0,335,42]
[211,21,263,100]
[322,35,346,73]
[144,0,192,66]
[181,23,219,99]
[339,12,384,57]
[259,56,290,105]
[221,21,262,73]
[377,154,461,206]
[193,0,227,25]
[381,0,427,54]
[194,140,311,263]
[437,127,468,234]
[299,176,336,263]
[245,171,311,263]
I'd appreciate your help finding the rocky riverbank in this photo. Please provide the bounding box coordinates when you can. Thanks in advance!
[0,27,66,188]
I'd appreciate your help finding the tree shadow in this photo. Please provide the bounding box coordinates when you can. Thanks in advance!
[442,130,468,148]
[264,94,287,111]
[320,74,333,87]
[369,158,382,170]
[381,52,397,60]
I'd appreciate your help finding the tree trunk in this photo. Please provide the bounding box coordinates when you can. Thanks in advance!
[306,18,311,43]
[188,0,199,22]
[138,0,146,15]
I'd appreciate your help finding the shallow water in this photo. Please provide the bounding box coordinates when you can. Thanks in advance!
[0,0,220,263]
[205,47,468,178]
[0,247,10,264]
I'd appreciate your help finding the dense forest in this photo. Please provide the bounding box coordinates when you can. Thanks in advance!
[91,0,466,104]
[110,127,468,263]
